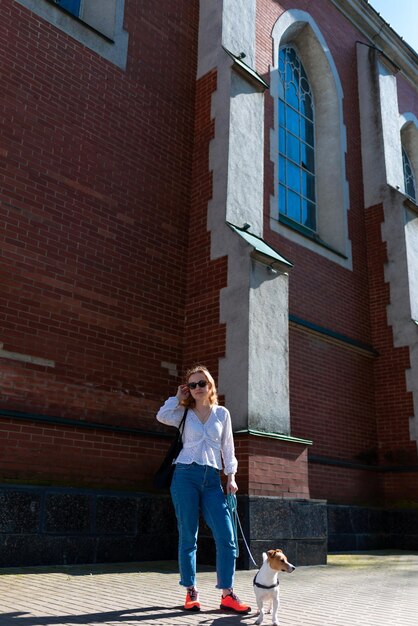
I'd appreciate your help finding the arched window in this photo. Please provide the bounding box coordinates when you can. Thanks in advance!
[402,146,416,201]
[278,47,316,232]
[271,11,351,268]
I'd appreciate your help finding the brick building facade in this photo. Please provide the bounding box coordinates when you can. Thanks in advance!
[0,0,417,566]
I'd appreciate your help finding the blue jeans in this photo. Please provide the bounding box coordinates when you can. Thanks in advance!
[170,462,237,589]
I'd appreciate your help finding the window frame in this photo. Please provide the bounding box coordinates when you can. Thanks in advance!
[46,0,113,41]
[15,0,129,70]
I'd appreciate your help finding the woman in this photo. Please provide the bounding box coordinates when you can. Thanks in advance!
[156,364,251,614]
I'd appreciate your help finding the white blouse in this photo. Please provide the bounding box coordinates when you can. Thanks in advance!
[156,396,238,475]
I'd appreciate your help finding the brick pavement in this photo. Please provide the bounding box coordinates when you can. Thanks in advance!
[0,552,417,625]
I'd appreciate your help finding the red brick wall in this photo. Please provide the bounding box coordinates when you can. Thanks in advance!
[365,203,417,502]
[0,417,173,490]
[0,0,200,486]
[183,70,227,376]
[289,330,377,461]
[396,72,418,116]
[308,463,381,505]
[383,471,418,502]
[0,0,199,427]
[235,434,310,498]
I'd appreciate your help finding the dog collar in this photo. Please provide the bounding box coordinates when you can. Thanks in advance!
[253,573,279,589]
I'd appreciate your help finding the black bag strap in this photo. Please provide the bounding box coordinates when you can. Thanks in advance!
[178,407,188,434]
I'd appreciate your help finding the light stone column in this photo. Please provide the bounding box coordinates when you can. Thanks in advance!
[198,0,290,433]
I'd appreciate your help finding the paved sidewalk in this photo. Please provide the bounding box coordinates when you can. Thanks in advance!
[0,552,417,625]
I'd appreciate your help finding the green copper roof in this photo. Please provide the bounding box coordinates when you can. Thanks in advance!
[234,428,312,445]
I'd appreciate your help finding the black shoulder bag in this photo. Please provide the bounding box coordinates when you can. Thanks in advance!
[153,408,188,489]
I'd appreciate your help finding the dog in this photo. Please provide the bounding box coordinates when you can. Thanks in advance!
[253,549,295,626]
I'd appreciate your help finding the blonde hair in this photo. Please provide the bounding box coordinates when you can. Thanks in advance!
[182,364,218,408]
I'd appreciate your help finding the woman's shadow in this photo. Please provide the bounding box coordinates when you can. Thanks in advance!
[0,607,255,625]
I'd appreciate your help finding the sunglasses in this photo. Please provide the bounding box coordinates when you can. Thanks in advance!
[187,380,208,390]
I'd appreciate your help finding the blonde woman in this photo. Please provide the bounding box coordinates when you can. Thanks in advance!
[156,365,251,614]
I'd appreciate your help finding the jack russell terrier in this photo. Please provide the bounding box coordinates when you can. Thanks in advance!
[253,549,295,626]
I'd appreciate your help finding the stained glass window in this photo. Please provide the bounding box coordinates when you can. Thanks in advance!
[402,147,416,201]
[278,47,316,231]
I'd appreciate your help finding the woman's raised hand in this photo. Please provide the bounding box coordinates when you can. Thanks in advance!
[176,384,190,402]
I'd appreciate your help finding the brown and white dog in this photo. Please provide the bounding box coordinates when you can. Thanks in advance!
[253,549,295,626]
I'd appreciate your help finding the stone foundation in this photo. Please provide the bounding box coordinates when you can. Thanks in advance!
[0,484,178,567]
[0,484,328,568]
[2,484,416,569]
[328,504,418,551]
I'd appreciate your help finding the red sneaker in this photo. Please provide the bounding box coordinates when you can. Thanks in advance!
[184,588,200,611]
[220,591,251,613]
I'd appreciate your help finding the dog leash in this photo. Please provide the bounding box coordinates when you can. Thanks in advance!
[226,493,239,558]
[226,493,258,568]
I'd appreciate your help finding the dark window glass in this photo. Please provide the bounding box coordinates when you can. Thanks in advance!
[302,171,316,202]
[301,143,315,173]
[279,184,286,212]
[286,106,299,135]
[287,161,301,193]
[300,118,314,146]
[279,100,286,126]
[279,127,286,155]
[302,199,316,231]
[56,0,81,17]
[288,190,301,222]
[287,133,300,164]
[279,159,286,184]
